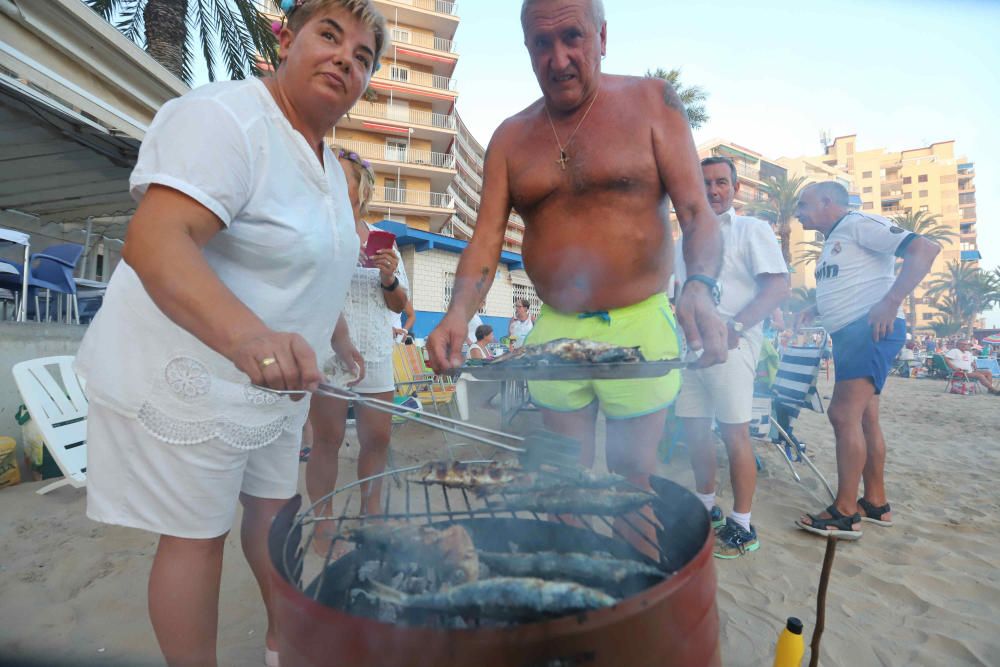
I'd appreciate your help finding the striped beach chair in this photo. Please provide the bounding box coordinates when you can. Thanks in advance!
[751,333,835,502]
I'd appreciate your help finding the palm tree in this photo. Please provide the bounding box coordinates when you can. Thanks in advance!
[925,261,1000,337]
[644,68,709,129]
[746,174,809,265]
[887,210,955,332]
[929,315,962,338]
[793,238,824,268]
[84,0,279,84]
[788,286,816,313]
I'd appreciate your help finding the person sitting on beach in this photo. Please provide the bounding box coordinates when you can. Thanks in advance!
[71,2,384,664]
[793,182,940,541]
[944,340,996,393]
[425,0,727,557]
[469,324,496,360]
[675,156,790,559]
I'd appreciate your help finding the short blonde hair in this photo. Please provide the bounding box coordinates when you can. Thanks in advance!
[332,144,376,215]
[287,0,387,71]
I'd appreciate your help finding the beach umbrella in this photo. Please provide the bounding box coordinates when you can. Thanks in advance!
[981,334,1000,345]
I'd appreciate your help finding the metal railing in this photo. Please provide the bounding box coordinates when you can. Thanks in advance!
[384,0,458,16]
[390,29,457,54]
[455,153,483,188]
[373,187,453,209]
[373,67,457,92]
[350,100,455,129]
[337,139,455,169]
[736,163,760,181]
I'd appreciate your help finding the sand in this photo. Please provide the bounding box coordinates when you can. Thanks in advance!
[1,374,998,666]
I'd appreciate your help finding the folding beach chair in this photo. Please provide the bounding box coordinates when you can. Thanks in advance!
[11,356,88,495]
[975,357,1000,380]
[750,333,835,502]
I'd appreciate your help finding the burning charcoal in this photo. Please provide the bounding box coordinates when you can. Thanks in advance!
[357,560,381,583]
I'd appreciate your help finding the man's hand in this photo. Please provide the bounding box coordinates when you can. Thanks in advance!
[726,322,741,350]
[427,313,470,373]
[867,296,901,341]
[676,284,727,368]
[229,329,321,400]
[795,307,817,332]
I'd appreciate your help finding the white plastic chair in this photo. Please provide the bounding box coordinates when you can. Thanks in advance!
[12,356,88,495]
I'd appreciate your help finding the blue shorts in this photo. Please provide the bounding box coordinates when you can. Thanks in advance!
[830,316,906,394]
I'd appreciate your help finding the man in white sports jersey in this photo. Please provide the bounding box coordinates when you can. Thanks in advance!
[675,157,789,559]
[793,182,940,540]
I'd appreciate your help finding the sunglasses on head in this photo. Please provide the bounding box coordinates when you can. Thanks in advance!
[338,149,371,169]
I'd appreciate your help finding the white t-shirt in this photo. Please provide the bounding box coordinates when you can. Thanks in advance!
[675,208,788,349]
[74,78,358,448]
[945,348,974,372]
[814,211,915,334]
[509,317,534,347]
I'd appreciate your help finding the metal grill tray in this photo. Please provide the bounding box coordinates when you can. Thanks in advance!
[459,359,687,381]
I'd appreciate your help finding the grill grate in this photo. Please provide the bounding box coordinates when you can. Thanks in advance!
[281,462,671,606]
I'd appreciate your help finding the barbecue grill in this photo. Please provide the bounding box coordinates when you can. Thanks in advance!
[268,469,721,667]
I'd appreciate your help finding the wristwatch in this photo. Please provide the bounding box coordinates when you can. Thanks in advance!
[729,319,746,337]
[381,276,399,292]
[685,274,722,306]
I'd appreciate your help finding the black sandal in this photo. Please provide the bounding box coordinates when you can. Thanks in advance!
[795,504,863,540]
[858,498,894,526]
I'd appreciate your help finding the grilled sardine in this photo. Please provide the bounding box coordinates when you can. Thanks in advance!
[410,460,519,490]
[494,489,653,516]
[478,551,665,590]
[348,523,479,583]
[367,576,616,619]
[495,338,644,365]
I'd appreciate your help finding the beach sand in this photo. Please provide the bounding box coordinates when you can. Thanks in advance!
[1,374,998,666]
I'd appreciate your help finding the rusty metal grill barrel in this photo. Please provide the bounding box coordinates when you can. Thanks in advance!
[269,472,722,667]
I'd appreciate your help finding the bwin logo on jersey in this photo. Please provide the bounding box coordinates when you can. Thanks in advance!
[815,262,840,281]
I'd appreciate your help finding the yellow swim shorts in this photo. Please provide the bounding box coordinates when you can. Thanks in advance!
[525,293,681,420]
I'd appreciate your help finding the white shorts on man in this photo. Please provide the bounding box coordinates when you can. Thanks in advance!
[675,340,759,423]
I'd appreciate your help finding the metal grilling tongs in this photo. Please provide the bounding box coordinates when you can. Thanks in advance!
[259,383,582,470]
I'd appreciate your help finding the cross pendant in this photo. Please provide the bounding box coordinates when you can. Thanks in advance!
[556,150,569,170]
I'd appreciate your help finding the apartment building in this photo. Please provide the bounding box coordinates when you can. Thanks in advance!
[802,135,979,329]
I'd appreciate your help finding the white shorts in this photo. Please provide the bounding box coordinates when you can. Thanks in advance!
[675,339,759,424]
[85,401,302,539]
[351,356,394,394]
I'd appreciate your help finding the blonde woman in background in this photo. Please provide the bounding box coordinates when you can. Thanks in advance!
[306,146,409,529]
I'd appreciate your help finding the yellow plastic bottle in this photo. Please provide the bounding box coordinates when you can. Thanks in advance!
[773,616,805,667]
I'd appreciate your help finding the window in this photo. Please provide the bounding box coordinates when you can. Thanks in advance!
[922,313,934,321]
[862,202,874,210]
[443,271,455,309]
[918,174,928,183]
[919,190,928,198]
[385,177,407,202]
[903,176,912,185]
[512,283,542,315]
[863,186,872,193]
[919,205,929,212]
[385,138,408,163]
[903,193,912,199]
[391,28,411,44]
[862,171,872,179]
[389,64,410,83]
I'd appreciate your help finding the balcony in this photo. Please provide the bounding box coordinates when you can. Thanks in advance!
[390,28,457,55]
[736,163,761,182]
[338,138,455,170]
[372,66,457,93]
[961,207,976,221]
[961,249,982,262]
[382,0,458,17]
[882,207,907,217]
[372,187,453,210]
[349,99,455,131]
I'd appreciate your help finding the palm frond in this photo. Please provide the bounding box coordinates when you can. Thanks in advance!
[644,67,710,130]
[193,0,217,82]
[83,0,130,20]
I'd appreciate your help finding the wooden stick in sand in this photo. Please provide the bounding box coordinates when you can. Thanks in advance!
[809,535,838,667]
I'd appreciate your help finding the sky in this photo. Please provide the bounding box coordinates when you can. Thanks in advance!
[446,0,1000,326]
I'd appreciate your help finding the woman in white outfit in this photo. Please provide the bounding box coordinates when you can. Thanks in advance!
[72,2,385,665]
[306,147,409,520]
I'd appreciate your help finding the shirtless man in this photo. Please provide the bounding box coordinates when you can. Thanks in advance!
[426,0,726,529]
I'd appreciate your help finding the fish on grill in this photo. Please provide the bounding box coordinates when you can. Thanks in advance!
[494,338,645,365]
[492,489,653,516]
[478,551,666,591]
[410,460,519,490]
[475,469,638,497]
[347,523,480,584]
[364,576,616,620]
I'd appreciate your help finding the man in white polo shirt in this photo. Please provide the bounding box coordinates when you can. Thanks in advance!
[945,339,995,392]
[794,181,940,540]
[675,156,790,559]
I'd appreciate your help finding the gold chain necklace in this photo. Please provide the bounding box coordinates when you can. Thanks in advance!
[544,89,600,171]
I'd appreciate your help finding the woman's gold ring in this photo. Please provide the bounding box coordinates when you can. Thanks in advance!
[260,357,277,368]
